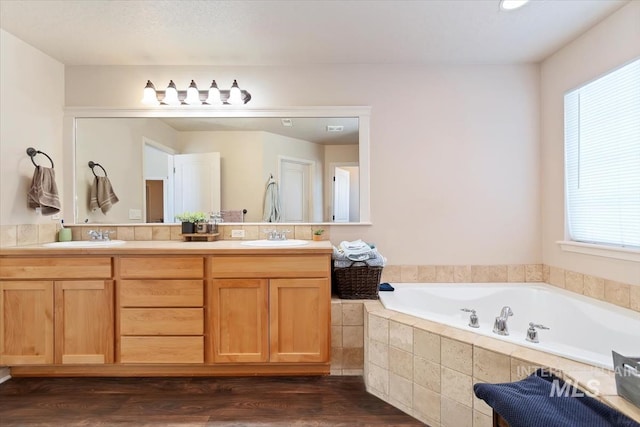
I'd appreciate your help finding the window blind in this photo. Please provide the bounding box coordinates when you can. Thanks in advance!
[564,58,640,249]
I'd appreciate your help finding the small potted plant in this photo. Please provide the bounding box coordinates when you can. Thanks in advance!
[312,229,324,241]
[175,211,207,234]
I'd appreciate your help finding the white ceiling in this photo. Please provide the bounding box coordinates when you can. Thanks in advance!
[0,0,629,66]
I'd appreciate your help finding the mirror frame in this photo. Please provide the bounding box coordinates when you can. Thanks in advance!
[62,106,371,225]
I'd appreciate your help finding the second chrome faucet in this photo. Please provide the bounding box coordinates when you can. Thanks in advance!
[492,306,513,336]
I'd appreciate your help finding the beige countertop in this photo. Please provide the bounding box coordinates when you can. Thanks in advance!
[0,240,333,256]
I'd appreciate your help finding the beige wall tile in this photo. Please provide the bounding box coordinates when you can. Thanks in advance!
[293,225,312,240]
[441,338,473,375]
[414,328,441,363]
[549,266,565,288]
[242,225,260,240]
[342,347,364,369]
[507,264,525,282]
[0,225,17,247]
[390,321,413,352]
[367,363,389,397]
[71,226,85,241]
[37,223,57,243]
[368,314,389,344]
[471,265,507,282]
[331,325,342,348]
[389,372,413,408]
[441,396,472,427]
[543,264,550,283]
[473,410,492,427]
[169,225,182,240]
[331,347,343,370]
[454,265,472,283]
[342,302,364,326]
[525,264,543,282]
[436,265,455,282]
[400,265,418,282]
[604,280,630,308]
[565,270,584,294]
[381,265,400,282]
[630,285,640,312]
[418,265,437,282]
[117,226,135,241]
[473,347,510,383]
[134,226,152,241]
[342,369,363,376]
[331,301,342,326]
[151,226,171,240]
[413,383,441,425]
[389,347,413,380]
[441,366,473,407]
[368,339,389,369]
[17,224,38,246]
[330,368,343,375]
[511,358,542,381]
[414,355,441,393]
[583,275,605,300]
[343,325,364,348]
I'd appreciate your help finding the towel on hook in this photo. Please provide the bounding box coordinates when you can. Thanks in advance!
[89,176,119,214]
[220,210,244,223]
[27,166,61,215]
[263,176,282,222]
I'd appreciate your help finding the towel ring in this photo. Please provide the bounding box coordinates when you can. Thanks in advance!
[26,147,54,168]
[88,161,107,177]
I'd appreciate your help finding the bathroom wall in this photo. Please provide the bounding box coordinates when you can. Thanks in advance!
[540,1,640,286]
[0,29,65,236]
[63,63,541,266]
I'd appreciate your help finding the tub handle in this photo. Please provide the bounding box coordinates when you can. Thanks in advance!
[526,322,550,343]
[461,308,480,328]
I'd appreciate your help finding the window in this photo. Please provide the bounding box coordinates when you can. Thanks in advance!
[564,58,640,249]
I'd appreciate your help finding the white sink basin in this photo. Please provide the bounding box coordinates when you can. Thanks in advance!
[240,239,310,247]
[42,240,126,248]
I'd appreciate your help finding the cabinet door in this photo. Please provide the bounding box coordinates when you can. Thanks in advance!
[0,281,54,365]
[54,280,114,364]
[269,278,330,363]
[210,279,268,363]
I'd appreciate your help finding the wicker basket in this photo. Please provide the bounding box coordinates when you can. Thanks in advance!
[332,261,383,299]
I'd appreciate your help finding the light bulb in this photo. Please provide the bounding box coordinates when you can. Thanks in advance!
[185,80,201,105]
[205,80,222,105]
[228,79,243,105]
[141,80,159,106]
[163,80,181,106]
[500,0,529,10]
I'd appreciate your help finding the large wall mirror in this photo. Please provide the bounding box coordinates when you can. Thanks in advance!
[63,107,371,225]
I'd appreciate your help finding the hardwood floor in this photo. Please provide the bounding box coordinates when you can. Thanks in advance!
[0,375,427,426]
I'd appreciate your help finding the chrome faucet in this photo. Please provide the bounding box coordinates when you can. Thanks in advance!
[493,306,513,336]
[265,229,290,241]
[88,229,112,241]
[526,322,549,343]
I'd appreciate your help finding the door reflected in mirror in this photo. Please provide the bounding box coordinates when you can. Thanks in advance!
[73,113,367,224]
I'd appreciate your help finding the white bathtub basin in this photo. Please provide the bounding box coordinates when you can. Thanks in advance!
[43,240,126,248]
[240,239,310,247]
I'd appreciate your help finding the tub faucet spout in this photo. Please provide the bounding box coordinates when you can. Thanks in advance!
[493,306,513,336]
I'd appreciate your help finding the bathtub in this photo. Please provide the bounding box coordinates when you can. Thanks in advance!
[379,283,640,370]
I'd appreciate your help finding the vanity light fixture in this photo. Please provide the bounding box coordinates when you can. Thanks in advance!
[141,79,252,106]
[500,0,529,10]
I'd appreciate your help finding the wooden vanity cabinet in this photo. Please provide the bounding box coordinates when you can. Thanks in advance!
[117,256,205,364]
[209,254,331,365]
[0,257,113,365]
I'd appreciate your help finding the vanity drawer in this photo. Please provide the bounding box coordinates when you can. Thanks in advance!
[0,257,112,279]
[210,255,330,278]
[119,280,203,307]
[120,336,204,364]
[120,308,203,335]
[119,256,204,279]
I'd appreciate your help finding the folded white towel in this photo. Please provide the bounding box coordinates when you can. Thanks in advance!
[339,240,375,261]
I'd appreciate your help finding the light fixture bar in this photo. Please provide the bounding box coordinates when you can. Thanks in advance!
[142,80,252,106]
[500,0,529,10]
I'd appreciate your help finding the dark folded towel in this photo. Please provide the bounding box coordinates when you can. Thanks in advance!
[379,282,394,292]
[474,369,640,427]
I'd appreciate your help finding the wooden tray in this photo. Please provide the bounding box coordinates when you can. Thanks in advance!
[180,233,220,242]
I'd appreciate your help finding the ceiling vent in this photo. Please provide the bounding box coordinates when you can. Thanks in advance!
[326,125,344,132]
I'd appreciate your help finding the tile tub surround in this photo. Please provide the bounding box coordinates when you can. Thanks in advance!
[363,301,640,427]
[330,299,365,376]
